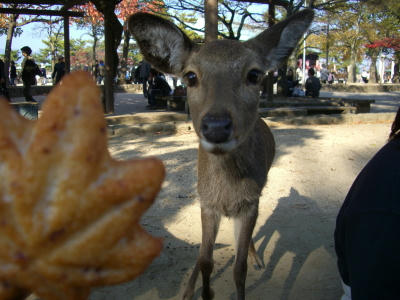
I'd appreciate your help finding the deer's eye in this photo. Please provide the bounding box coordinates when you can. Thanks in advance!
[183,71,198,87]
[247,69,263,85]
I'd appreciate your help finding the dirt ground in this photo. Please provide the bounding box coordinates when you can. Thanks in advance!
[86,119,392,300]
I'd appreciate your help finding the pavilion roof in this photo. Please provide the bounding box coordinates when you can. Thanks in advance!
[0,0,87,17]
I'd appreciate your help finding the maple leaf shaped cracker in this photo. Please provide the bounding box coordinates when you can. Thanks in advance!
[0,71,164,300]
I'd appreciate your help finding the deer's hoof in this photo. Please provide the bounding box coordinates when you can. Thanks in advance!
[249,252,265,270]
[253,257,265,270]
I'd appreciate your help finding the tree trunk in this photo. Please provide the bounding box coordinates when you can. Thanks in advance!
[51,46,56,73]
[91,25,98,62]
[4,15,18,85]
[325,21,329,68]
[369,52,378,83]
[348,47,357,83]
[103,11,115,113]
[266,3,275,102]
[204,0,218,43]
[64,16,70,74]
[91,0,123,114]
[119,27,130,84]
[393,52,399,83]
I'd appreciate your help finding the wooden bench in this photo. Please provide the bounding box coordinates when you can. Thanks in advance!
[154,95,189,113]
[288,97,374,113]
[339,98,375,113]
[304,105,357,115]
[261,96,374,113]
[259,105,356,118]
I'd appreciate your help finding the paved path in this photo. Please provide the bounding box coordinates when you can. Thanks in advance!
[90,121,391,300]
[10,90,400,117]
[15,88,398,300]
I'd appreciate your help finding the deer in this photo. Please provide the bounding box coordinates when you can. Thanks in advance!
[129,9,314,300]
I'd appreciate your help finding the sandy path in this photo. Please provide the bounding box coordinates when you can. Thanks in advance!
[90,120,391,300]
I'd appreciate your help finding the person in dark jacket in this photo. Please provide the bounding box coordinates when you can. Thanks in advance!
[334,106,400,300]
[139,60,151,98]
[305,68,321,98]
[92,59,99,81]
[147,68,171,109]
[9,60,17,86]
[20,46,37,102]
[0,59,10,101]
[97,60,105,84]
[52,56,65,85]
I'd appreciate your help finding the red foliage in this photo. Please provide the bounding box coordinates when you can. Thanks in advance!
[75,0,162,25]
[116,0,161,23]
[365,37,400,51]
[74,2,104,24]
[70,50,91,67]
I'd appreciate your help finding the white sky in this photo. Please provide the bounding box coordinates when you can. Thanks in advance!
[0,22,88,56]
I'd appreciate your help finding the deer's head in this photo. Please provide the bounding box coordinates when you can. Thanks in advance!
[129,10,313,154]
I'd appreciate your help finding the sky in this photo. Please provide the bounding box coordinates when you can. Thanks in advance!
[0,22,87,58]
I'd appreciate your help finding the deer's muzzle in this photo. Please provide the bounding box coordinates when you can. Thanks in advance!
[201,114,232,143]
[200,113,236,154]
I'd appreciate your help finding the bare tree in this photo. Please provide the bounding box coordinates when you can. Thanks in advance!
[157,0,266,40]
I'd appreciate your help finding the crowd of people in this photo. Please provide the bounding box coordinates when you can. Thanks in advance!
[0,46,67,102]
[272,67,324,98]
[1,48,398,106]
[131,60,178,109]
[0,50,177,108]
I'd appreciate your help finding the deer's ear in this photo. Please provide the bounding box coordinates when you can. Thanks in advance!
[128,13,195,75]
[245,9,314,71]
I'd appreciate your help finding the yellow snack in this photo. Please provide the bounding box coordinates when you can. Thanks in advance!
[0,71,164,300]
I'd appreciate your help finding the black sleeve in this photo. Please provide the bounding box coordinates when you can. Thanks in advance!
[305,78,311,90]
[345,213,400,300]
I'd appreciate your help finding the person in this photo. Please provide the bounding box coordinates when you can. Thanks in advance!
[139,60,151,98]
[147,68,171,109]
[361,70,369,83]
[0,59,10,101]
[320,65,329,84]
[40,64,47,85]
[328,71,335,84]
[305,68,321,98]
[92,59,99,81]
[334,106,400,300]
[97,60,105,84]
[9,60,17,86]
[21,46,38,102]
[286,68,299,96]
[52,56,65,85]
[296,66,304,84]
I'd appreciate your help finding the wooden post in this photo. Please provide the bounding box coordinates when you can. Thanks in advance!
[103,11,115,114]
[64,15,70,73]
[204,0,218,43]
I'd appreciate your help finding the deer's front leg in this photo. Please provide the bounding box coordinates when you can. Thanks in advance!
[183,207,221,300]
[233,206,258,300]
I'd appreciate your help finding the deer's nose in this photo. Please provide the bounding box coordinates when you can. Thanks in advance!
[201,114,233,144]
